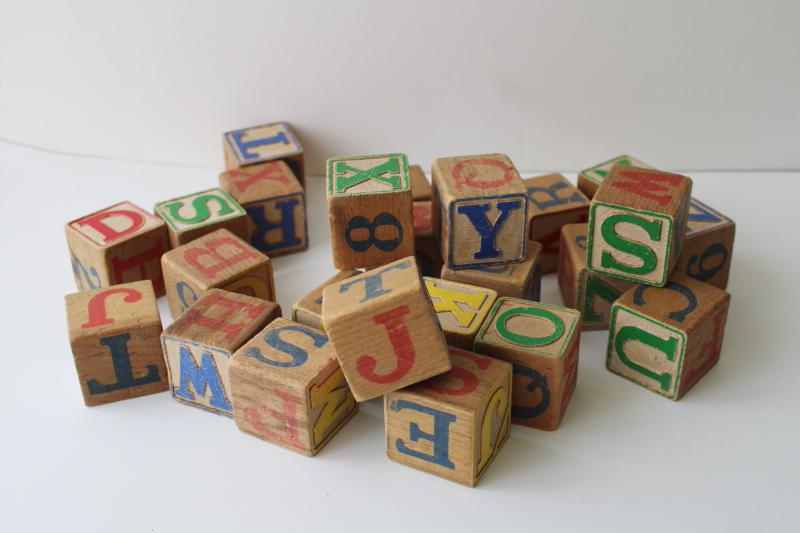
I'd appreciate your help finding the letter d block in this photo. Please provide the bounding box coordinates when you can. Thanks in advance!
[230,319,357,456]
[65,281,168,406]
[154,187,249,248]
[607,273,730,400]
[587,165,692,287]
[321,257,451,401]
[424,277,497,350]
[161,289,281,416]
[223,121,305,185]
[385,347,511,487]
[475,298,580,430]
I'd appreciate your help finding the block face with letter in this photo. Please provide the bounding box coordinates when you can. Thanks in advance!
[384,347,511,486]
[321,256,451,401]
[424,277,497,350]
[606,272,730,400]
[291,269,360,331]
[674,198,735,290]
[222,121,305,185]
[577,154,655,198]
[154,187,249,248]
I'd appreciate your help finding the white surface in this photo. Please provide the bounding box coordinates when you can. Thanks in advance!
[2,1,800,173]
[0,140,797,532]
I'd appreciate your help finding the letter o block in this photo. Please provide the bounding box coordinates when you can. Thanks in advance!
[222,121,305,185]
[154,187,249,248]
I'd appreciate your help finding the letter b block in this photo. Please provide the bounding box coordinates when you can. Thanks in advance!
[154,187,249,248]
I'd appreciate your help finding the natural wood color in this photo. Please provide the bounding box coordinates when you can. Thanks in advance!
[291,270,360,331]
[154,187,250,248]
[409,164,431,201]
[424,277,498,349]
[413,201,433,238]
[222,121,305,185]
[674,198,735,289]
[577,154,654,198]
[415,235,444,278]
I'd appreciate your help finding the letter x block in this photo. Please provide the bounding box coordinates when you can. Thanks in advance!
[385,347,511,487]
[65,281,168,406]
[607,273,730,400]
[219,161,308,256]
[674,198,736,290]
[154,187,249,248]
[65,201,169,295]
[222,121,305,185]
[474,298,580,431]
[326,153,414,270]
[321,256,451,401]
[432,153,528,269]
[161,289,281,416]
[577,154,655,198]
[291,270,360,331]
[424,277,497,350]
[587,165,692,287]
[229,319,357,456]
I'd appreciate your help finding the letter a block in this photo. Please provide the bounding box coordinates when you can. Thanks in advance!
[577,154,655,199]
[154,187,249,248]
[675,198,735,290]
[291,270,360,331]
[223,121,305,185]
[475,298,580,430]
[229,319,357,456]
[326,153,414,270]
[424,277,497,350]
[587,165,692,287]
[432,153,528,269]
[321,257,451,401]
[607,273,730,400]
[65,281,168,406]
[65,201,169,295]
[161,289,281,416]
[385,347,511,487]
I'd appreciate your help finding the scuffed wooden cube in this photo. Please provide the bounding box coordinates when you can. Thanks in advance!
[409,164,431,200]
[222,121,305,185]
[154,187,249,248]
[675,198,735,289]
[577,154,654,198]
[424,277,497,349]
[291,269,360,331]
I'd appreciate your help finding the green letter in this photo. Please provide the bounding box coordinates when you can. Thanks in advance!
[496,307,565,346]
[164,194,235,224]
[600,213,661,275]
[583,276,622,323]
[614,325,677,391]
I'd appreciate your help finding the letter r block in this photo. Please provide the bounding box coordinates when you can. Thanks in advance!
[222,121,305,185]
[154,187,249,248]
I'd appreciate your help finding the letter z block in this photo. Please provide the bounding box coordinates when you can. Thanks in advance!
[154,187,249,248]
[291,270,360,331]
[424,277,497,350]
[222,121,305,185]
[675,198,735,289]
[577,154,655,198]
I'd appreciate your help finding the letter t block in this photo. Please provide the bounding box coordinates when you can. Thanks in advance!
[222,121,305,185]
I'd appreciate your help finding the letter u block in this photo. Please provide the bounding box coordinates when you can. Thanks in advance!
[222,121,305,185]
[326,153,414,270]
[474,298,580,430]
[432,154,528,269]
[161,229,275,320]
[321,257,451,401]
[229,318,357,456]
[675,198,735,290]
[291,270,360,331]
[65,201,169,295]
[161,289,281,416]
[587,165,692,287]
[424,277,497,350]
[607,273,730,400]
[577,154,654,198]
[385,347,511,487]
[219,161,308,256]
[154,187,249,248]
[65,281,168,406]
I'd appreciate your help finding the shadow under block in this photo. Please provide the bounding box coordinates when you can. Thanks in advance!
[577,154,655,199]
[291,269,360,331]
[65,281,168,406]
[219,161,308,256]
[161,229,275,320]
[326,153,414,270]
[606,272,731,400]
[440,241,542,301]
[432,153,528,269]
[474,297,580,430]
[674,198,735,290]
[154,187,250,248]
[524,173,589,274]
[409,164,432,201]
[424,277,497,350]
[222,121,305,185]
[321,256,451,401]
[229,319,357,456]
[587,165,692,287]
[160,289,282,416]
[65,201,169,295]
[385,347,511,487]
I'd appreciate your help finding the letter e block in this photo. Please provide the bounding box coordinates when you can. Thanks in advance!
[291,270,360,331]
[424,277,497,350]
[154,187,249,248]
[222,121,305,185]
[577,154,655,198]
[674,198,735,289]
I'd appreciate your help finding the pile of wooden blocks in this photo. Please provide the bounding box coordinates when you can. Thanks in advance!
[64,124,735,487]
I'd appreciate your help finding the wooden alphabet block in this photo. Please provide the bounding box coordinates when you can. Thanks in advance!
[413,199,443,277]
[65,201,169,295]
[409,164,431,201]
[326,153,414,270]
[424,277,497,349]
[65,281,168,406]
[524,173,590,273]
[154,187,249,248]
[577,154,655,198]
[606,272,730,400]
[587,165,692,287]
[223,121,305,185]
[291,270,360,331]
[440,241,542,300]
[321,256,451,401]
[474,298,580,430]
[161,289,281,415]
[219,161,308,256]
[413,201,433,238]
[432,154,528,269]
[229,319,357,456]
[674,198,735,289]
[385,347,511,486]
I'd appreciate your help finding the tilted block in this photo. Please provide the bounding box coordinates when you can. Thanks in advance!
[432,153,528,269]
[587,165,692,286]
[385,347,511,486]
[675,198,735,289]
[65,201,169,295]
[607,273,730,400]
[409,164,431,201]
[326,153,414,270]
[474,298,580,430]
[154,187,249,248]
[229,319,357,456]
[291,269,360,331]
[219,161,308,256]
[65,281,168,406]
[222,121,305,185]
[577,154,654,198]
[424,277,497,350]
[161,289,281,415]
[321,256,451,401]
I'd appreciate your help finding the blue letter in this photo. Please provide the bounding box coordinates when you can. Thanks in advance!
[339,259,412,302]
[527,181,584,210]
[175,346,231,411]
[231,129,289,161]
[87,333,161,394]
[391,399,456,469]
[247,325,327,367]
[510,363,549,419]
[456,200,522,259]
[247,199,301,253]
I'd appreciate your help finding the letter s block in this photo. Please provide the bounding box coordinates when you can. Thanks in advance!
[222,121,305,185]
[577,154,655,199]
[229,319,357,456]
[385,347,511,487]
[607,273,730,400]
[154,187,249,248]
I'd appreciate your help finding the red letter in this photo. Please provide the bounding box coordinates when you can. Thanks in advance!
[424,348,491,396]
[243,390,304,450]
[356,305,415,384]
[110,238,166,293]
[77,209,144,244]
[452,158,515,189]
[182,291,269,339]
[228,162,290,192]
[683,306,728,386]
[611,168,683,206]
[81,288,142,329]
[183,236,259,279]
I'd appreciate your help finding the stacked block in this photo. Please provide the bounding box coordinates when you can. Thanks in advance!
[675,198,735,289]
[291,269,360,331]
[154,187,249,248]
[577,154,654,198]
[409,164,432,201]
[223,121,305,185]
[424,277,497,349]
